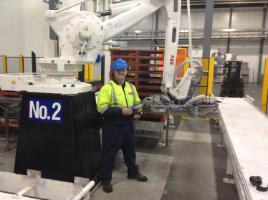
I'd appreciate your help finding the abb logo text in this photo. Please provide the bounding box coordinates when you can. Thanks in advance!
[170,55,175,65]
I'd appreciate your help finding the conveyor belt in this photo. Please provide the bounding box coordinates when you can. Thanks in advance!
[218,98,268,200]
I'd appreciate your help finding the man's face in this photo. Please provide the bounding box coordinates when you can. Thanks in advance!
[113,69,127,83]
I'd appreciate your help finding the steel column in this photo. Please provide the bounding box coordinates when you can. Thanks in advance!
[152,10,160,50]
[226,6,233,53]
[258,4,267,83]
[31,51,36,73]
[202,0,214,58]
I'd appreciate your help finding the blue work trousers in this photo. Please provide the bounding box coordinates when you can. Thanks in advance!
[100,121,138,182]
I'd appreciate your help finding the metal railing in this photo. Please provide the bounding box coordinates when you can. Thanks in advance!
[112,28,268,41]
[0,55,41,73]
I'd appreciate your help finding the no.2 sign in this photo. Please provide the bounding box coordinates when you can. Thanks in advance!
[28,99,64,124]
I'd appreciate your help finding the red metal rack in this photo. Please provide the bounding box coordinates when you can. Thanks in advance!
[110,49,164,99]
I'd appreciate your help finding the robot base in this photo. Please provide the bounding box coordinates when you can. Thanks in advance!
[14,91,101,182]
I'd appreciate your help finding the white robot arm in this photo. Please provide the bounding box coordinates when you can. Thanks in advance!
[39,0,197,99]
[40,0,176,73]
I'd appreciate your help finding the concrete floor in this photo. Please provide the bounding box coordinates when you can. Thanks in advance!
[0,83,264,199]
[91,118,239,200]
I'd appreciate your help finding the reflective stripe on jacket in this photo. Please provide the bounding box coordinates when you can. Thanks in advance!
[97,80,141,114]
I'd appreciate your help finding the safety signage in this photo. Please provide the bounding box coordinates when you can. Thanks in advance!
[28,98,64,124]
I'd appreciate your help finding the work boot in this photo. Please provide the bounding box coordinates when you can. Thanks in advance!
[128,172,148,182]
[102,181,113,193]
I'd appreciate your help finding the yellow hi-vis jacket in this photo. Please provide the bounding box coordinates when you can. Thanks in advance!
[97,80,141,114]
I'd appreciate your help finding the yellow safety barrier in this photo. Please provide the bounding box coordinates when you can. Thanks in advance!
[2,55,7,73]
[207,58,215,96]
[19,55,24,73]
[84,64,89,82]
[88,64,93,81]
[261,58,268,113]
[200,58,214,96]
[84,64,94,82]
[200,58,209,95]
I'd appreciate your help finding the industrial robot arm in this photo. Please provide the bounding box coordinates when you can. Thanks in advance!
[42,0,207,102]
[41,0,180,79]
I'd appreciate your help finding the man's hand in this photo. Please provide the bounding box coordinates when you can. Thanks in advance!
[122,108,133,116]
[134,108,143,115]
[133,108,143,120]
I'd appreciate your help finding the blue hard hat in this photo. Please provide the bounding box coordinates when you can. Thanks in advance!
[112,59,128,70]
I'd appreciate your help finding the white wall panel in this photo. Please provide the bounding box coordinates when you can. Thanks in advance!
[191,40,228,58]
[192,41,204,58]
[158,8,230,30]
[6,58,20,73]
[230,40,260,83]
[158,8,167,30]
[0,0,49,57]
[211,40,228,53]
[157,7,263,30]
[232,7,263,28]
[0,0,25,56]
[181,9,205,29]
[129,14,154,31]
[22,0,50,56]
[126,41,152,50]
[213,8,230,28]
[24,58,33,73]
[158,8,206,30]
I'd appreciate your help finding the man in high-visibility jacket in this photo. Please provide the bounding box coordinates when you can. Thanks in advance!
[97,58,148,193]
